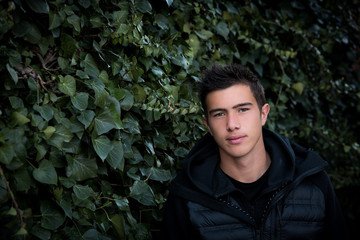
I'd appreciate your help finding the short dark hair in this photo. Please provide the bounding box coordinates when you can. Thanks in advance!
[199,64,266,115]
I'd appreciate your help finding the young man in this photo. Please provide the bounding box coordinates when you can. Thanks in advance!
[160,64,349,239]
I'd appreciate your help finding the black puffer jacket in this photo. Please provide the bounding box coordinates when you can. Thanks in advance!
[160,128,349,240]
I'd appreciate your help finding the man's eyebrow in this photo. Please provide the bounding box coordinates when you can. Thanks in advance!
[232,102,253,109]
[208,102,253,114]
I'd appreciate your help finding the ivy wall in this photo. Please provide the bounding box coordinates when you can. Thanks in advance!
[0,0,359,239]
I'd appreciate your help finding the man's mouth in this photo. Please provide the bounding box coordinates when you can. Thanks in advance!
[227,135,246,144]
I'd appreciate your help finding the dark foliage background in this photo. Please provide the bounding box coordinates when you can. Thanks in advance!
[0,0,359,239]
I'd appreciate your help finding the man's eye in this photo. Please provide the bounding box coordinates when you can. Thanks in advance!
[213,112,224,117]
[239,108,249,113]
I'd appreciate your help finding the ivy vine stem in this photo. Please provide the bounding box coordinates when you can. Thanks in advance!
[0,165,26,229]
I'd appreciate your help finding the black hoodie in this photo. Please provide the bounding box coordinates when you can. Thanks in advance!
[160,128,349,240]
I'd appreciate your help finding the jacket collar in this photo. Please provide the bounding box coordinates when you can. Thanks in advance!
[180,128,327,198]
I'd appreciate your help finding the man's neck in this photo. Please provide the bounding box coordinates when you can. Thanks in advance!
[220,150,271,183]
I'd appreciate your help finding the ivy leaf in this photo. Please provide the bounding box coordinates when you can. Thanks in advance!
[43,126,56,139]
[30,225,51,240]
[79,0,91,8]
[73,185,96,200]
[69,155,97,181]
[33,160,58,185]
[40,200,65,230]
[49,11,63,30]
[9,96,24,109]
[195,29,214,40]
[216,21,229,39]
[92,135,113,161]
[140,167,172,182]
[129,180,155,206]
[6,64,18,84]
[58,75,76,96]
[166,0,174,6]
[188,34,200,56]
[111,214,126,239]
[60,33,77,58]
[67,14,81,32]
[71,92,89,111]
[33,105,54,121]
[25,0,49,14]
[11,112,30,126]
[14,168,33,192]
[106,141,124,171]
[94,109,117,135]
[77,110,95,129]
[59,199,72,218]
[0,143,15,165]
[293,82,304,95]
[82,229,111,240]
[120,90,134,111]
[83,54,100,78]
[48,125,73,149]
[135,0,152,13]
[109,99,123,129]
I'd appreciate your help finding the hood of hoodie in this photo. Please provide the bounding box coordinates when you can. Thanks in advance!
[171,128,328,198]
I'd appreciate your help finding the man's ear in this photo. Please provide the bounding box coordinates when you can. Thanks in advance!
[203,116,213,135]
[261,103,270,126]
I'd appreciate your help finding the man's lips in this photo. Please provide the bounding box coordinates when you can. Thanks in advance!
[227,135,246,144]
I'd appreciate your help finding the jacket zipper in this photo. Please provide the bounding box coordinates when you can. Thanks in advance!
[259,164,327,226]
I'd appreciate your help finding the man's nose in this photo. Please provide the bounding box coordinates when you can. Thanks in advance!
[226,113,240,131]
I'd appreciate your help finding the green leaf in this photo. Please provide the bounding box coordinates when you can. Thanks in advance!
[195,29,214,40]
[33,160,58,185]
[92,135,113,161]
[15,227,28,236]
[216,21,229,39]
[48,125,73,149]
[73,185,96,200]
[33,105,54,121]
[166,0,174,6]
[6,64,18,84]
[59,199,72,218]
[82,229,111,240]
[9,96,24,109]
[188,34,200,56]
[111,214,126,239]
[129,180,155,206]
[292,82,304,95]
[79,0,91,8]
[71,92,89,111]
[43,126,56,139]
[110,88,127,101]
[40,200,65,230]
[135,0,152,13]
[0,143,15,164]
[77,110,95,128]
[140,167,172,182]
[120,90,134,111]
[11,112,30,126]
[94,110,117,135]
[26,0,49,13]
[83,54,100,78]
[58,75,76,96]
[30,225,51,240]
[25,23,42,44]
[69,155,98,181]
[106,141,124,171]
[67,14,81,32]
[60,33,77,58]
[49,11,63,30]
[14,168,33,192]
[109,99,123,129]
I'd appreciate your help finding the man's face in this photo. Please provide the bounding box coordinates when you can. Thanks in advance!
[203,84,269,162]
